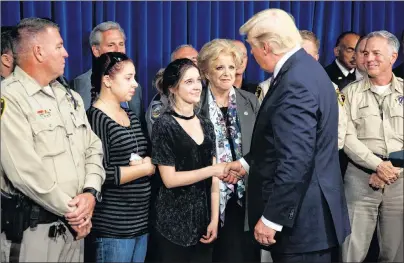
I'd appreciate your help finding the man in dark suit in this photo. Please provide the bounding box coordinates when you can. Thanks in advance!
[325,31,360,90]
[232,40,259,95]
[393,31,404,78]
[325,32,361,181]
[223,9,351,262]
[1,26,15,80]
[70,21,144,120]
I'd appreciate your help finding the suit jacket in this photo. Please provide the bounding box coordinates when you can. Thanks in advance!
[70,69,144,120]
[325,60,356,90]
[393,62,404,79]
[199,86,260,157]
[246,49,351,254]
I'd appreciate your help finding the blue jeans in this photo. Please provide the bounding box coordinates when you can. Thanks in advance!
[94,234,148,263]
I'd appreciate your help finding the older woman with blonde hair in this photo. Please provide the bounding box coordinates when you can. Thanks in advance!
[197,39,260,262]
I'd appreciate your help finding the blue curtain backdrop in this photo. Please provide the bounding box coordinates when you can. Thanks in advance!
[1,1,403,107]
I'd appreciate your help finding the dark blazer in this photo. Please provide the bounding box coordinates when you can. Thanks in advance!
[393,62,404,79]
[325,60,355,90]
[246,49,351,254]
[199,86,260,157]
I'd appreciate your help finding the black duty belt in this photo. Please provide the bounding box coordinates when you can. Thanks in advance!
[349,153,390,175]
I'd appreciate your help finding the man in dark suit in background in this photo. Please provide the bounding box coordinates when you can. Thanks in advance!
[325,31,360,181]
[232,40,259,96]
[70,21,144,120]
[223,9,351,262]
[1,26,15,80]
[393,31,404,78]
[325,31,360,90]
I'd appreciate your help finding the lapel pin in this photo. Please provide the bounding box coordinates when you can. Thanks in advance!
[244,111,248,115]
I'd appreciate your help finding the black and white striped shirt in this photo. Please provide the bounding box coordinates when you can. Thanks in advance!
[87,106,151,238]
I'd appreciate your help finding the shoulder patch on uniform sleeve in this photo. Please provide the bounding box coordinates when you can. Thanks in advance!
[396,95,403,106]
[336,88,345,106]
[151,101,163,120]
[1,97,6,118]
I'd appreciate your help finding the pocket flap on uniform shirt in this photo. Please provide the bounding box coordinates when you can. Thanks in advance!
[70,112,87,128]
[352,104,380,120]
[389,106,404,118]
[31,115,64,135]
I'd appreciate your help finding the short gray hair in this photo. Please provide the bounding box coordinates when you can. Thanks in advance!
[170,44,195,61]
[366,30,400,54]
[12,17,59,60]
[89,21,126,47]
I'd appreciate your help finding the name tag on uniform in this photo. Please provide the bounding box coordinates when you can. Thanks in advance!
[37,109,52,118]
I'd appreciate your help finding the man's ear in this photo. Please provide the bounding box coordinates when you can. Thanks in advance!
[33,45,45,63]
[262,42,271,56]
[334,46,340,57]
[390,52,398,65]
[91,45,101,58]
[1,54,13,68]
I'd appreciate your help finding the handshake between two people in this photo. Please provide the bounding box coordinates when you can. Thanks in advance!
[212,160,247,184]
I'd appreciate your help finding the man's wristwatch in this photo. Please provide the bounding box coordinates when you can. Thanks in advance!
[83,187,102,202]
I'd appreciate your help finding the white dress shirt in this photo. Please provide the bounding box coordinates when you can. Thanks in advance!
[239,45,302,232]
[335,59,355,77]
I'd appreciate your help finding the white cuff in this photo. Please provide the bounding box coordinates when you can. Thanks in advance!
[261,216,283,232]
[239,158,250,174]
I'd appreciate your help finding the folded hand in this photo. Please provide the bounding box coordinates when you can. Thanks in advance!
[369,173,385,190]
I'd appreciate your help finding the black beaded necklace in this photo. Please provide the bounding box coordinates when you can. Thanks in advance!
[170,110,195,120]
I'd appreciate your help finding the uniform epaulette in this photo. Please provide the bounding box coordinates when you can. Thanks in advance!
[1,75,18,89]
[347,78,362,87]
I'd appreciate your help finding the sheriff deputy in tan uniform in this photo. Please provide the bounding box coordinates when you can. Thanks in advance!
[0,18,105,262]
[341,30,403,262]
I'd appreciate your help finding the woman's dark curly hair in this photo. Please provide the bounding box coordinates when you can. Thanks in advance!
[90,52,132,104]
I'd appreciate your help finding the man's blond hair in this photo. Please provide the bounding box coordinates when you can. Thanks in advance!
[239,8,301,55]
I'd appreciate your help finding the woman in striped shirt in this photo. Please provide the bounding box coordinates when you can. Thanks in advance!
[86,52,155,263]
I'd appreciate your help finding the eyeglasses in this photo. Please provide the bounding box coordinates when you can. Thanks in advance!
[104,56,125,75]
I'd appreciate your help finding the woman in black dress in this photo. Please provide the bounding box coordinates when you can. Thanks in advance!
[151,58,227,262]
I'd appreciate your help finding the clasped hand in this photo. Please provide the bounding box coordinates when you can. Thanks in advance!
[212,160,247,184]
[375,161,400,185]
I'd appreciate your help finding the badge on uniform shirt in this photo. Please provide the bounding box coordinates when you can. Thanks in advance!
[336,89,345,106]
[37,109,52,118]
[255,86,262,99]
[0,97,5,118]
[396,95,403,106]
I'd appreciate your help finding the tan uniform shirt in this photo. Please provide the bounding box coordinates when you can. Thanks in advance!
[334,83,348,150]
[342,75,403,170]
[1,66,105,216]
